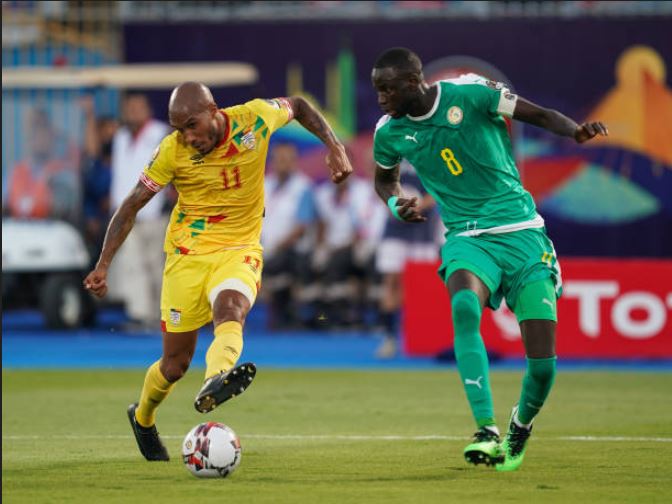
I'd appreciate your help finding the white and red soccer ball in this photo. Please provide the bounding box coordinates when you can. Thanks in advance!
[182,422,242,478]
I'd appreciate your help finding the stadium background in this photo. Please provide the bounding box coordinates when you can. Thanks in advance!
[3,0,670,362]
[2,2,672,502]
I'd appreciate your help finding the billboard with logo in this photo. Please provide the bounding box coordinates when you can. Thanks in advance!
[404,259,672,358]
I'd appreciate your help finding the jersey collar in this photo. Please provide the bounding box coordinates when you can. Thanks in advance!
[407,83,441,122]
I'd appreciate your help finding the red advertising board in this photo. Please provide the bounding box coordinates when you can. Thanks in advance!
[402,259,672,358]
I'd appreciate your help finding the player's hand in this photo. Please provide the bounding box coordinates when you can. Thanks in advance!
[396,197,427,223]
[83,266,109,298]
[574,121,608,144]
[325,144,353,184]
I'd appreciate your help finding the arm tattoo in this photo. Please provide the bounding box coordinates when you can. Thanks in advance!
[97,183,154,268]
[97,207,137,268]
[292,97,340,149]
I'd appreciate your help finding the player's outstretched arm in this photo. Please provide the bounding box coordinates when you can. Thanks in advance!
[83,182,156,298]
[288,96,352,183]
[375,165,426,223]
[513,97,608,144]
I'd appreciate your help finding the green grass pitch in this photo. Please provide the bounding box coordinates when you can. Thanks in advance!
[3,369,671,503]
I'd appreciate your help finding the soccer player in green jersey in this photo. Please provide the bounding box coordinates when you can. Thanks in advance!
[371,48,608,471]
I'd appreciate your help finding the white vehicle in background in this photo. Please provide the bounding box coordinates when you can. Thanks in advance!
[2,218,97,329]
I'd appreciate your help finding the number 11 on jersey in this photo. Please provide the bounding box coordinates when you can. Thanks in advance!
[221,166,242,189]
[440,148,463,176]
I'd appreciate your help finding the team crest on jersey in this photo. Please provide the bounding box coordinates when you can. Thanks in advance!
[169,308,181,325]
[447,106,463,125]
[190,153,205,165]
[241,131,256,150]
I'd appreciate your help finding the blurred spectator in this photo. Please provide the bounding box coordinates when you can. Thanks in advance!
[5,108,80,221]
[80,96,119,261]
[107,93,170,328]
[261,143,317,329]
[374,161,442,358]
[312,172,383,328]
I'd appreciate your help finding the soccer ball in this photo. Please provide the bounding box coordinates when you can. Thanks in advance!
[182,422,242,478]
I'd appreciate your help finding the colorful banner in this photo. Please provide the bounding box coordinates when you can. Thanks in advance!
[403,259,672,358]
[124,19,672,258]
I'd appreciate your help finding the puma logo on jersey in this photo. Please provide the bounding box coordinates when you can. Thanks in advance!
[465,376,483,389]
[404,132,419,144]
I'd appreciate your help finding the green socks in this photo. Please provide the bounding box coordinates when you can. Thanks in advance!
[517,357,557,425]
[452,290,557,428]
[451,290,494,427]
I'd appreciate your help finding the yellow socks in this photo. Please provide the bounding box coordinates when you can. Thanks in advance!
[135,360,175,428]
[205,321,243,380]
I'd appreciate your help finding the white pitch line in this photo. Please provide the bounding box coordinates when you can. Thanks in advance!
[2,434,671,442]
[559,436,672,443]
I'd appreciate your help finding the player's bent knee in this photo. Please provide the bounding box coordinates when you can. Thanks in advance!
[451,290,482,333]
[209,280,254,325]
[212,300,247,326]
[160,358,190,383]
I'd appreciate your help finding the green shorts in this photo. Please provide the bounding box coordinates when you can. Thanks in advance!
[438,228,562,321]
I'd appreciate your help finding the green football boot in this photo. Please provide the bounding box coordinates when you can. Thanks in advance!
[464,426,503,466]
[496,405,533,472]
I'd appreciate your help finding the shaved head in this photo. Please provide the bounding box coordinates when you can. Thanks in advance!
[169,81,215,120]
[168,81,224,156]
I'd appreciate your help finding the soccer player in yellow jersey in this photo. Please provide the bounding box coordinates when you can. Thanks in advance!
[84,82,352,461]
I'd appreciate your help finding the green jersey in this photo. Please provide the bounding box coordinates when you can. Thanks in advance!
[374,74,541,236]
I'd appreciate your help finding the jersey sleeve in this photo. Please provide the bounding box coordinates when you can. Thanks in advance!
[140,134,175,192]
[248,98,294,134]
[373,116,401,169]
[453,73,518,118]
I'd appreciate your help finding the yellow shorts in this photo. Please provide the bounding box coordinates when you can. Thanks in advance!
[160,246,263,332]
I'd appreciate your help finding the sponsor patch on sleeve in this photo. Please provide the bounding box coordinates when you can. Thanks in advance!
[268,97,294,121]
[496,90,518,118]
[485,79,504,90]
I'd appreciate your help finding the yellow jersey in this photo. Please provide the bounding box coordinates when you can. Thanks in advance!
[141,98,294,255]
